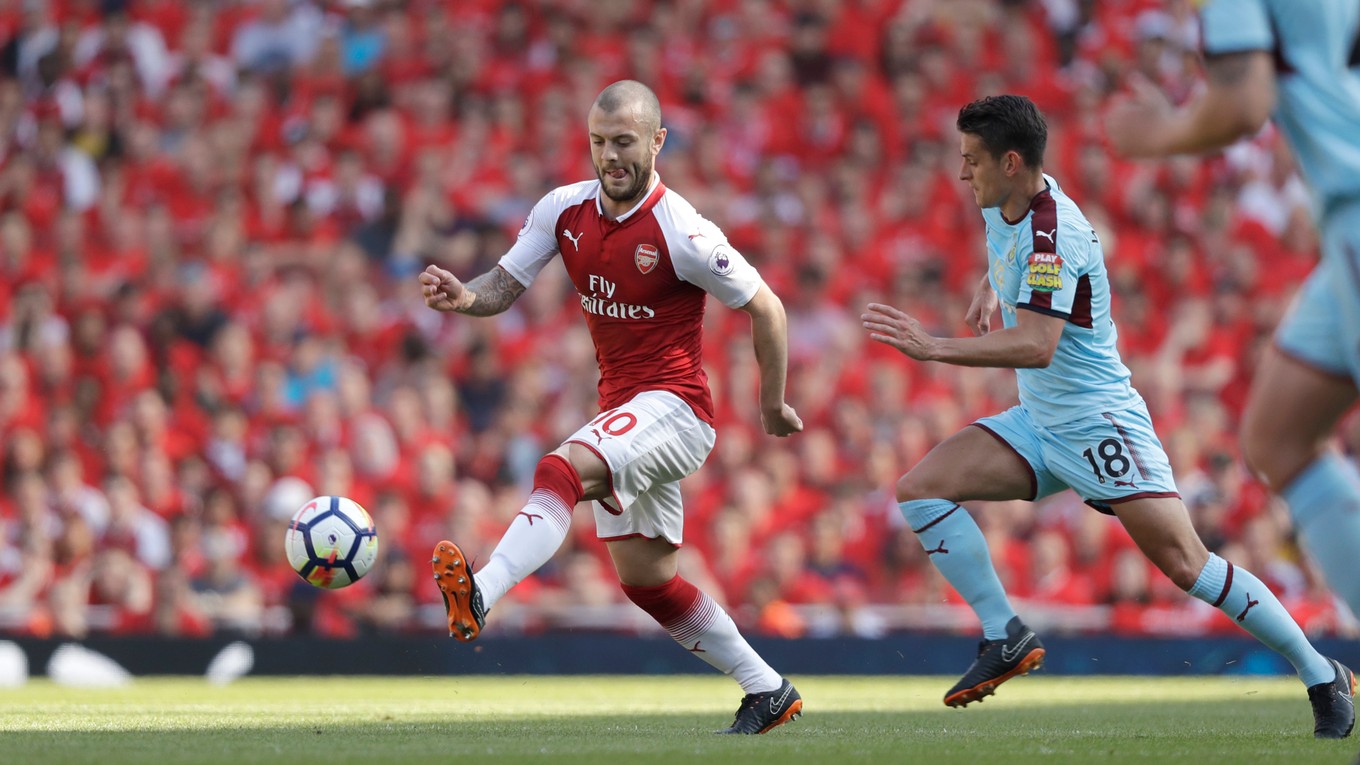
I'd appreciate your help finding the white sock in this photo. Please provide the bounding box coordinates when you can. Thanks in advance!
[474,490,573,611]
[674,595,783,694]
[623,576,782,694]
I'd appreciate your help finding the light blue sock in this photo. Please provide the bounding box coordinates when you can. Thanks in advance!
[1280,453,1360,621]
[900,499,1016,640]
[1187,553,1333,687]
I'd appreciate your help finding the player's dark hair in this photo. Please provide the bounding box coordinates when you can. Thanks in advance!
[594,80,662,135]
[956,95,1047,169]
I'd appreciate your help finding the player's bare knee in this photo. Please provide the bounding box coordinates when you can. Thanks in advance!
[1239,430,1281,486]
[896,472,943,503]
[1240,432,1318,489]
[1239,407,1323,487]
[616,569,670,589]
[1155,547,1209,591]
[894,475,917,503]
[560,443,611,499]
[609,538,678,588]
[1165,563,1200,592]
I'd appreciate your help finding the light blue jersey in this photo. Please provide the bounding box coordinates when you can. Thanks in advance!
[1202,1,1360,626]
[983,175,1142,428]
[1200,0,1360,223]
[1202,1,1360,380]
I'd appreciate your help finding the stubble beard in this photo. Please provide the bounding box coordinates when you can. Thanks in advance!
[598,156,653,205]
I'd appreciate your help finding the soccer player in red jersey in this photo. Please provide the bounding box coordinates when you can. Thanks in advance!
[418,80,804,735]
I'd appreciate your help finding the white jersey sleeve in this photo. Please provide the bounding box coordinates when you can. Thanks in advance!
[656,195,763,308]
[498,184,583,287]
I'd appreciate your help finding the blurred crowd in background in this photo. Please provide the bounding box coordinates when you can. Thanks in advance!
[0,0,1353,642]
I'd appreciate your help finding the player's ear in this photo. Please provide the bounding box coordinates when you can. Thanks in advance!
[1003,150,1021,177]
[652,126,667,156]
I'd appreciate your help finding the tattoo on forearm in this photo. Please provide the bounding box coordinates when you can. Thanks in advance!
[459,267,527,316]
[1206,52,1255,87]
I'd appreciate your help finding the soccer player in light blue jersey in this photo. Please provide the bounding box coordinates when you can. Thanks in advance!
[863,95,1353,738]
[1107,0,1360,737]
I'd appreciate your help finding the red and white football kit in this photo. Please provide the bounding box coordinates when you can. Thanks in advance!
[499,172,764,543]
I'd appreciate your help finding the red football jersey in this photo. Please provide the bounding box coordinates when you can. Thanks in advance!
[500,174,763,423]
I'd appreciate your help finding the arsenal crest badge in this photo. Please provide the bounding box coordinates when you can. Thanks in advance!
[634,244,659,275]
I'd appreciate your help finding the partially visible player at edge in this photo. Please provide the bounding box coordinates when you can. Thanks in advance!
[862,94,1354,738]
[1106,2,1360,738]
[418,79,804,735]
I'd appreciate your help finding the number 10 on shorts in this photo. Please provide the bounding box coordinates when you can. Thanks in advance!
[589,409,638,442]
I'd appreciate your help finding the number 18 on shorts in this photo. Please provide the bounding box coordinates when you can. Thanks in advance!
[975,403,1179,513]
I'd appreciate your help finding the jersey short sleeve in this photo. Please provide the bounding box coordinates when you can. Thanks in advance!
[498,188,569,288]
[1017,220,1089,318]
[658,200,763,309]
[1199,0,1273,55]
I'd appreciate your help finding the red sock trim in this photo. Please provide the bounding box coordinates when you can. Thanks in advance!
[621,574,701,626]
[534,454,584,507]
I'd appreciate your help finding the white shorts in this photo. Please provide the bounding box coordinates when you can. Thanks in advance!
[564,390,715,545]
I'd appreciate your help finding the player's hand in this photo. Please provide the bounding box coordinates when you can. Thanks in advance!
[966,281,998,336]
[862,302,938,361]
[419,264,473,312]
[761,403,803,438]
[1104,73,1173,158]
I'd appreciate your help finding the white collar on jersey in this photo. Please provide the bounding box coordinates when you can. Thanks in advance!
[596,171,661,223]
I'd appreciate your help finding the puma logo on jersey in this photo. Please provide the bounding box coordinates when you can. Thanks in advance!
[688,641,705,653]
[1035,229,1055,244]
[925,540,949,556]
[516,511,544,526]
[1237,594,1260,622]
[563,230,584,251]
[687,231,704,240]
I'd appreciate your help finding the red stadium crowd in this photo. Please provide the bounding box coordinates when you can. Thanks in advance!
[0,0,1352,641]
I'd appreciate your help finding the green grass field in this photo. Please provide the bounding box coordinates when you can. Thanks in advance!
[0,675,1355,765]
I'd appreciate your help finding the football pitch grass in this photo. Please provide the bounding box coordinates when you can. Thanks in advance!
[0,675,1355,765]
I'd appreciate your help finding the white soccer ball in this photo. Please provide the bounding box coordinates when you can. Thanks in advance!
[284,496,379,589]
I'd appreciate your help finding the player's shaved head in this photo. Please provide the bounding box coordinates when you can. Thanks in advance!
[593,80,662,135]
[589,80,667,212]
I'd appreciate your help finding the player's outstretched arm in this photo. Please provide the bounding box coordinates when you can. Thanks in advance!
[1105,51,1274,158]
[419,264,527,317]
[737,284,803,437]
[863,302,1064,369]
